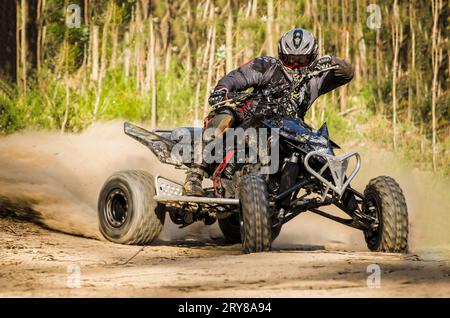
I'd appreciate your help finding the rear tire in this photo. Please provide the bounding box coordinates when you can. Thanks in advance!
[98,170,164,245]
[239,175,271,253]
[219,213,282,244]
[363,176,408,253]
[218,214,241,244]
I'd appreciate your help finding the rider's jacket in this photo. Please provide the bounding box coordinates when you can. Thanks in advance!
[216,56,354,119]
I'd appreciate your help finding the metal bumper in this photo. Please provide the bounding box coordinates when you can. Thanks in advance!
[304,150,361,197]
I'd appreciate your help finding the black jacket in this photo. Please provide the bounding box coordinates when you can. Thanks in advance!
[216,56,354,115]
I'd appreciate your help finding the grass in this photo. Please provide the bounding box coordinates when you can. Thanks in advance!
[0,68,448,176]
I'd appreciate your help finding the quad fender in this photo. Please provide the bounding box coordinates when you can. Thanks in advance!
[124,122,181,166]
[124,122,203,167]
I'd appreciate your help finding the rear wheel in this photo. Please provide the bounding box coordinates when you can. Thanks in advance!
[239,175,271,253]
[98,170,165,245]
[219,213,282,244]
[218,214,241,244]
[363,176,408,253]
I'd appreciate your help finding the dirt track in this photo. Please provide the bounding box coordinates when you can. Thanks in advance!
[1,217,449,297]
[0,122,449,297]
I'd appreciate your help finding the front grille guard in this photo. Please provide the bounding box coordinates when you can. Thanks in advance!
[304,151,361,198]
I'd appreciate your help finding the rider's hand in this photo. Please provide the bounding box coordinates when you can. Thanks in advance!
[331,56,354,80]
[309,55,333,71]
[208,87,228,106]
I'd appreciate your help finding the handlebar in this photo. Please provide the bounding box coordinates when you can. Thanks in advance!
[210,64,339,109]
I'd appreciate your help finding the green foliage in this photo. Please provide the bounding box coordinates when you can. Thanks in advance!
[0,95,20,132]
[1,0,448,176]
[156,65,197,127]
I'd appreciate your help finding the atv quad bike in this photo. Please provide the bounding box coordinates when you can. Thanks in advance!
[98,64,408,254]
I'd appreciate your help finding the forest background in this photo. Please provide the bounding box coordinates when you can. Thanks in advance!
[0,0,448,174]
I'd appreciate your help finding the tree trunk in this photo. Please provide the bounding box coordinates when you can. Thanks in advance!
[61,0,69,133]
[357,25,367,86]
[202,0,210,21]
[431,0,442,171]
[194,81,201,126]
[84,0,89,25]
[19,0,28,94]
[149,17,157,128]
[110,2,118,70]
[36,0,45,72]
[61,74,70,133]
[165,43,172,74]
[99,3,111,78]
[339,29,349,112]
[0,0,17,83]
[251,0,258,18]
[327,0,332,24]
[123,31,131,82]
[408,0,416,123]
[266,0,274,56]
[184,3,192,75]
[134,3,143,92]
[94,1,112,118]
[203,24,216,118]
[391,0,401,151]
[162,0,174,75]
[202,27,213,68]
[226,3,233,73]
[91,25,99,81]
[375,28,382,109]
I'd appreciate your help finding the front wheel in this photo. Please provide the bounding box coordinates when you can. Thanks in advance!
[97,170,165,245]
[239,175,271,253]
[363,176,408,253]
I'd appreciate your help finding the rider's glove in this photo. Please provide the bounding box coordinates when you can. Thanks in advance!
[331,56,354,80]
[208,87,228,106]
[309,55,333,71]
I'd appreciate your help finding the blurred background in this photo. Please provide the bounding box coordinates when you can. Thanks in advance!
[0,0,448,175]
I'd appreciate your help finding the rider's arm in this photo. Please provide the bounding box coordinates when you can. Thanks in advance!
[303,56,354,109]
[215,57,277,92]
[315,56,354,96]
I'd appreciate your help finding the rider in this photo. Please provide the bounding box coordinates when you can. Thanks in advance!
[183,28,354,196]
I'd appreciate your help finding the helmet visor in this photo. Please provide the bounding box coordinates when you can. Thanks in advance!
[282,54,315,68]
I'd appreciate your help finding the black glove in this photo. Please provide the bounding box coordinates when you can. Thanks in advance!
[332,57,354,80]
[208,87,228,106]
[309,55,333,71]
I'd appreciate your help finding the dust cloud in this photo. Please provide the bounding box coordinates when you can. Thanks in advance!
[0,121,181,240]
[0,122,448,253]
[275,142,450,253]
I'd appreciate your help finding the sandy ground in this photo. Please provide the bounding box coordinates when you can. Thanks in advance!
[0,122,449,297]
[0,217,449,297]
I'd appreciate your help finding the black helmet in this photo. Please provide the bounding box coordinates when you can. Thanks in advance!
[278,28,318,69]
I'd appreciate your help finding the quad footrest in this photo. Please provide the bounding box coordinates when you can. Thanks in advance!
[153,195,240,205]
[154,175,239,205]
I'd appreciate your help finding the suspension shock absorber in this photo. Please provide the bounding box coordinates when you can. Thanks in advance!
[279,152,300,209]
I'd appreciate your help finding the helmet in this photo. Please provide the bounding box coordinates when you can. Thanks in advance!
[278,28,318,69]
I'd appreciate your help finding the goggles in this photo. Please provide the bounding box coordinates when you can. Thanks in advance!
[281,53,315,68]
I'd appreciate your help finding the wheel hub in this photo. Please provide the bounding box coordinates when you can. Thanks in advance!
[364,195,382,246]
[106,189,128,228]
